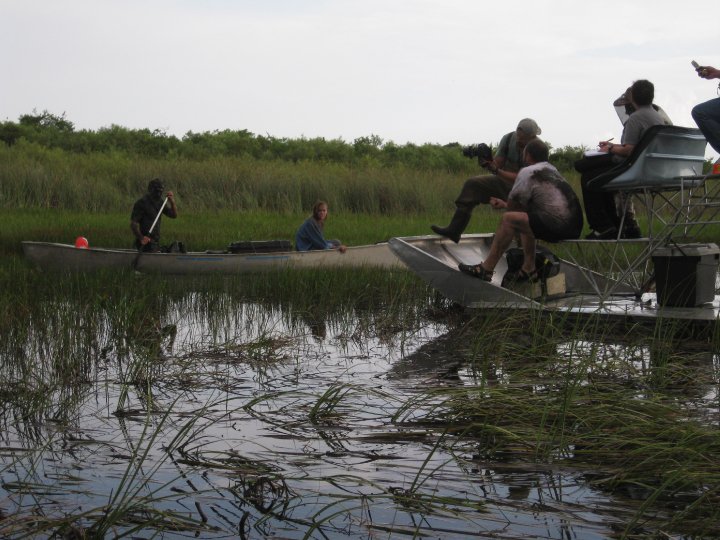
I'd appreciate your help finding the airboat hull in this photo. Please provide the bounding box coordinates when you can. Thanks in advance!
[389,234,720,321]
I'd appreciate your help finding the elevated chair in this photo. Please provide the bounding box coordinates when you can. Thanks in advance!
[555,125,719,299]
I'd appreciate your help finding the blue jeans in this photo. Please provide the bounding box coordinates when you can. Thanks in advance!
[692,97,720,154]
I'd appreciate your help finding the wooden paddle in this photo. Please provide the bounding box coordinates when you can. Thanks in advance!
[132,196,168,270]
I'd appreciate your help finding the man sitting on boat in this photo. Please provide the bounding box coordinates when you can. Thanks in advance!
[130,178,178,252]
[578,79,665,240]
[611,85,673,238]
[458,139,583,282]
[431,118,542,243]
[295,200,347,253]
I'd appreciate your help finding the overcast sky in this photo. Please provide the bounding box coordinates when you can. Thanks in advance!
[2,0,718,158]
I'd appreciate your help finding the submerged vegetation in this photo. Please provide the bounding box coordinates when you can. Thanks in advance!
[1,264,719,538]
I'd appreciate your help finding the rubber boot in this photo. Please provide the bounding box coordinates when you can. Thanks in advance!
[430,208,471,243]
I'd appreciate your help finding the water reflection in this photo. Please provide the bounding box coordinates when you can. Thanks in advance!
[0,285,718,538]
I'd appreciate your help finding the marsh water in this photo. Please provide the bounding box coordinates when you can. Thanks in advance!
[1,269,718,539]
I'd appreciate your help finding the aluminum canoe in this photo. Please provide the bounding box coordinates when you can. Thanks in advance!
[22,241,402,274]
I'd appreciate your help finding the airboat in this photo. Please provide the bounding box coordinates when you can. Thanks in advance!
[390,126,720,321]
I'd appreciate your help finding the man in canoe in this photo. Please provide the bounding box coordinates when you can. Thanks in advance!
[431,118,543,243]
[458,139,583,282]
[130,178,178,252]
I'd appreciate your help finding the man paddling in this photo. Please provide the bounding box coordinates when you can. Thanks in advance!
[130,178,177,252]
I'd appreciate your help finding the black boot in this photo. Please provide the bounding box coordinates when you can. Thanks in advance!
[431,208,471,243]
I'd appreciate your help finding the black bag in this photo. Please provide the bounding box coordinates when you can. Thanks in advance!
[504,245,560,280]
[162,241,186,253]
[227,240,292,254]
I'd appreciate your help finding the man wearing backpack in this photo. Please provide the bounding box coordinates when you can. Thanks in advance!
[431,118,542,243]
[458,139,583,282]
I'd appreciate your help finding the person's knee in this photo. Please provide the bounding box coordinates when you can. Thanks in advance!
[692,104,704,122]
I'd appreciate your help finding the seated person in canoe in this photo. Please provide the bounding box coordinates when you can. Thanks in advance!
[295,200,347,253]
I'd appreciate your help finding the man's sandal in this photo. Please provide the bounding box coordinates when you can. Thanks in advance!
[458,263,494,282]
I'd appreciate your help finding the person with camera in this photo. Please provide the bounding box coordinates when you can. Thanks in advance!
[578,79,665,240]
[431,118,542,243]
[458,139,583,282]
[691,63,720,155]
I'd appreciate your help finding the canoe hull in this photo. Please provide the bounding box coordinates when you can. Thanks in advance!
[22,241,402,274]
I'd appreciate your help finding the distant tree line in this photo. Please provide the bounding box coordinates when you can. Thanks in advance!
[0,110,588,173]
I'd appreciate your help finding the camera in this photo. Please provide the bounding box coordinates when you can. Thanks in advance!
[462,143,493,163]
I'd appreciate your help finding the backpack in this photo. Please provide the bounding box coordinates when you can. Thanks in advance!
[504,245,560,280]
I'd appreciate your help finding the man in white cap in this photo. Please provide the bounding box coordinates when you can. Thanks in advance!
[431,118,542,243]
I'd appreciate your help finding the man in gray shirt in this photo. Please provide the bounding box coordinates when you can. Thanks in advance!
[580,80,665,239]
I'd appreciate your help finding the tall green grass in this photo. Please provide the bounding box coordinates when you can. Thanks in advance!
[0,140,483,214]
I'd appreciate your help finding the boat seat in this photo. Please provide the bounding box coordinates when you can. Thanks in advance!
[587,125,707,192]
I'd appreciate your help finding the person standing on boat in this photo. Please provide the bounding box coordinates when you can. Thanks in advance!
[458,139,583,282]
[295,200,347,253]
[691,63,720,155]
[130,178,177,252]
[579,79,665,240]
[431,118,543,243]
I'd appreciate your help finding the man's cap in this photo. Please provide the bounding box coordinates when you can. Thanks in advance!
[517,118,541,136]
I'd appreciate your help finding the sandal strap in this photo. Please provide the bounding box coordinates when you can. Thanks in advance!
[458,262,494,281]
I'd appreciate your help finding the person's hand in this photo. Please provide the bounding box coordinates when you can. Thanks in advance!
[697,65,720,80]
[489,197,507,209]
[166,191,174,201]
[140,236,151,246]
[598,140,613,153]
[481,160,499,174]
[338,244,348,253]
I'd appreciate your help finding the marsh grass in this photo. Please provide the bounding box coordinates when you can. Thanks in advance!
[386,310,720,537]
[2,248,720,537]
[0,142,471,214]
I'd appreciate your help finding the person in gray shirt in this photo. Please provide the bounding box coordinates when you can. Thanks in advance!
[579,79,665,239]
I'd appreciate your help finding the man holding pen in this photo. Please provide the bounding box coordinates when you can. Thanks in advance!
[579,79,665,239]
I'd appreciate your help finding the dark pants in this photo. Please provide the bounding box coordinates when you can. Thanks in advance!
[577,156,619,233]
[454,174,513,209]
[692,97,720,154]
